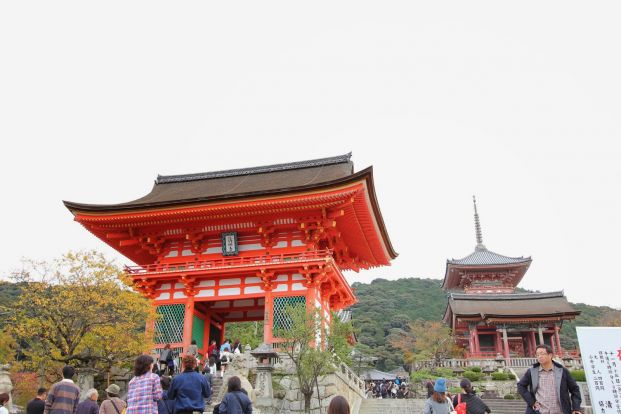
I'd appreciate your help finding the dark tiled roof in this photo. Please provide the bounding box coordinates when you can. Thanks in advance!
[448,246,531,266]
[157,153,352,184]
[447,291,579,318]
[64,153,355,211]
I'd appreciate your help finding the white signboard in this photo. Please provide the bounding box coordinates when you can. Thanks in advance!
[576,327,621,414]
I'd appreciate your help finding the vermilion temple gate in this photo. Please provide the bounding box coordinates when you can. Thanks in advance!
[64,154,396,357]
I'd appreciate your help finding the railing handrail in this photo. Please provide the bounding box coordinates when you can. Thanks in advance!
[125,249,333,275]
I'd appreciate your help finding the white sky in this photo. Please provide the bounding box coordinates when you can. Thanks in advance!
[1,1,620,308]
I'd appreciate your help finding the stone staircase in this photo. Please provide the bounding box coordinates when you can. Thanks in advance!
[481,398,527,414]
[205,375,224,410]
[357,398,426,414]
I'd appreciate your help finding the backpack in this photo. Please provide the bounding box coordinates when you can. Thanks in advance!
[455,394,467,414]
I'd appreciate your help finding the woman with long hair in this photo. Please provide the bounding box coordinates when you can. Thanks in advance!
[327,396,350,414]
[423,378,454,414]
[126,355,163,414]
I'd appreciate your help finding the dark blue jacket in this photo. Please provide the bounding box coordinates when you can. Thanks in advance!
[76,399,98,414]
[517,361,581,414]
[218,391,252,414]
[168,371,211,412]
[157,391,175,414]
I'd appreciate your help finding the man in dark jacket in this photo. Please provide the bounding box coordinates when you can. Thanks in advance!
[168,355,211,414]
[517,344,581,414]
[27,388,47,414]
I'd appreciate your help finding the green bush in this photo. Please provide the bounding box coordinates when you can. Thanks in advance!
[463,370,483,382]
[507,373,516,380]
[449,387,462,395]
[469,366,482,373]
[410,369,434,382]
[491,372,509,381]
[570,370,586,382]
[435,367,456,378]
[503,394,516,400]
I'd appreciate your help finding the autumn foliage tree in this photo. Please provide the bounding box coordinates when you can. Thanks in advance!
[6,251,155,378]
[391,319,457,369]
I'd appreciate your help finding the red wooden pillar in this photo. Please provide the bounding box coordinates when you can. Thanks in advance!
[548,329,557,355]
[473,325,480,354]
[554,326,562,355]
[263,289,273,344]
[529,331,537,356]
[305,282,319,348]
[468,326,476,356]
[501,327,510,360]
[182,296,195,356]
[495,330,502,355]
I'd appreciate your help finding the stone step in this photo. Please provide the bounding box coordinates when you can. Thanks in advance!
[481,398,527,414]
[358,399,426,414]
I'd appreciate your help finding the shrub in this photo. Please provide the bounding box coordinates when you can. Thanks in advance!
[434,367,455,378]
[570,370,586,382]
[469,366,482,373]
[507,373,516,380]
[410,369,434,382]
[463,370,483,382]
[491,372,509,381]
[503,394,516,399]
[449,387,462,395]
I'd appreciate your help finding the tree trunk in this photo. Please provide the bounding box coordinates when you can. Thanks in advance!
[303,392,312,414]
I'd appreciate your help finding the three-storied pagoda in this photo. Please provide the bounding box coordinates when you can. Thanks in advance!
[64,153,396,356]
[443,198,579,359]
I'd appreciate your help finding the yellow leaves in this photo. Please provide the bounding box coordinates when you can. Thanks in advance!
[7,250,154,374]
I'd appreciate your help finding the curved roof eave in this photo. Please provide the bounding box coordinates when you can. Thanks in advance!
[64,167,398,260]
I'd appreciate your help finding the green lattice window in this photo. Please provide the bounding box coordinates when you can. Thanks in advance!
[273,295,306,334]
[155,304,185,344]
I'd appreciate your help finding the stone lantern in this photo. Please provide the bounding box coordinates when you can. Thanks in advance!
[481,366,499,399]
[250,343,279,403]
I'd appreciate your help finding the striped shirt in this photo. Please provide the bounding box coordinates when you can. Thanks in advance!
[536,367,562,414]
[126,373,162,414]
[44,379,80,414]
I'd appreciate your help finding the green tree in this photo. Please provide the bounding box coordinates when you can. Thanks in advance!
[275,304,352,414]
[391,319,456,368]
[225,321,264,349]
[6,251,156,378]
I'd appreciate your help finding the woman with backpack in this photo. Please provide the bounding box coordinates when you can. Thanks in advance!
[452,378,491,414]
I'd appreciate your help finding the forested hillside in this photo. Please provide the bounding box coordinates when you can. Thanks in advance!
[350,277,621,371]
[1,277,618,371]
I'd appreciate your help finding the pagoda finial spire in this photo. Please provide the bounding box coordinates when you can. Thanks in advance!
[473,195,486,250]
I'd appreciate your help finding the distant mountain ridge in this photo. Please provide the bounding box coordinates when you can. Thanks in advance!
[350,277,621,371]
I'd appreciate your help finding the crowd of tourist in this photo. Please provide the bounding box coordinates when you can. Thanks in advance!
[364,376,413,399]
[12,338,250,414]
[13,343,581,414]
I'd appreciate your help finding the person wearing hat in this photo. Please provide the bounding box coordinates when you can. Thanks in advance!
[452,378,491,414]
[423,378,455,414]
[99,384,126,414]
